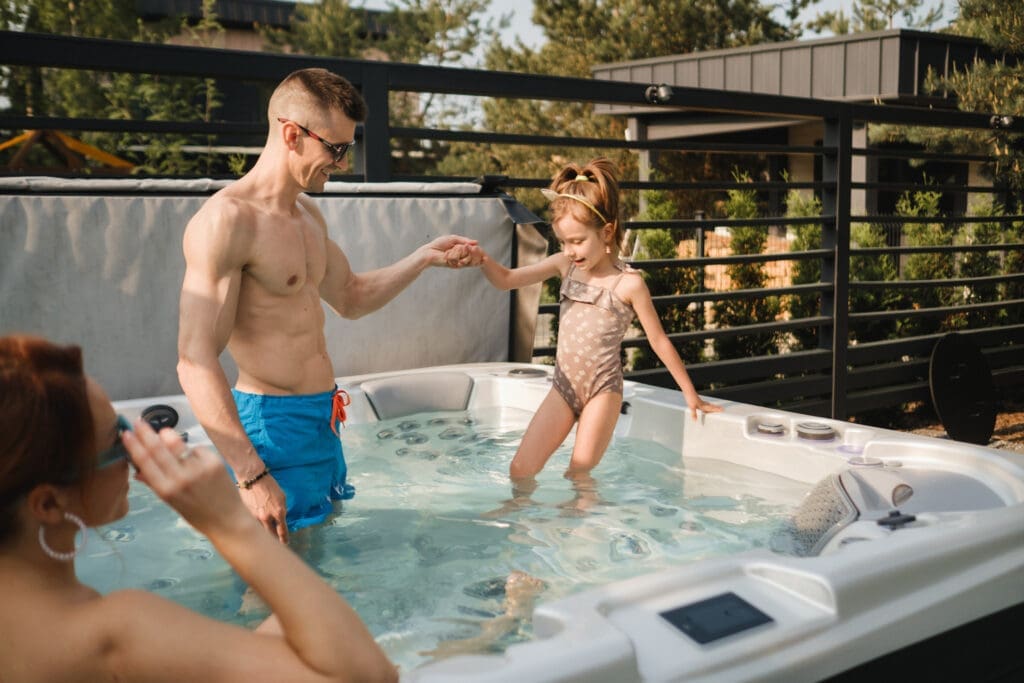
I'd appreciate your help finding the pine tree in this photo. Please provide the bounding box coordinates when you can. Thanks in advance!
[265,0,503,176]
[438,0,797,214]
[807,0,944,35]
[1,0,224,175]
[866,0,1024,196]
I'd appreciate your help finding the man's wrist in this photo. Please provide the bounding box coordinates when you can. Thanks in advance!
[237,467,271,490]
[231,444,266,481]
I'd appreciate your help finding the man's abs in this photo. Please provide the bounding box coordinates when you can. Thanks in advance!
[230,284,335,395]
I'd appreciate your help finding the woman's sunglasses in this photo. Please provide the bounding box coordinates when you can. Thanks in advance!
[97,414,133,469]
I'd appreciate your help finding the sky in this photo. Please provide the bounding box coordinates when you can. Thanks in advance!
[483,0,950,49]
[347,1,950,54]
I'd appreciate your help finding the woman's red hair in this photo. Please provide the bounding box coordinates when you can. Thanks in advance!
[0,335,95,544]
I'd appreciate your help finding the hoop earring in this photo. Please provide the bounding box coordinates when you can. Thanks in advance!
[38,512,87,562]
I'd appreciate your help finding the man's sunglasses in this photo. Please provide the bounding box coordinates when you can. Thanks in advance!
[277,117,355,164]
[97,414,133,469]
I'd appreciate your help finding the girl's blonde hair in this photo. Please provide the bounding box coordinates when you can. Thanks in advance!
[547,157,622,256]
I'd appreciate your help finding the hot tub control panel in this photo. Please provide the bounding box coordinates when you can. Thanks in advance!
[659,592,774,644]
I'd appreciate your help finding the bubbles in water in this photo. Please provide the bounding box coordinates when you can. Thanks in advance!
[690,495,739,510]
[411,534,446,566]
[462,576,508,600]
[649,504,677,517]
[427,417,450,426]
[609,533,650,561]
[395,446,440,460]
[148,577,180,590]
[643,528,677,546]
[101,526,136,543]
[176,547,214,560]
[439,427,466,440]
[403,433,428,445]
[377,429,395,440]
[398,421,421,431]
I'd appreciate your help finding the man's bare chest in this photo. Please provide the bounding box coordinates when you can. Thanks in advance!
[243,219,326,297]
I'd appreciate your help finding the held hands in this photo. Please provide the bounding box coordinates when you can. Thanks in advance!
[422,235,479,269]
[442,243,485,268]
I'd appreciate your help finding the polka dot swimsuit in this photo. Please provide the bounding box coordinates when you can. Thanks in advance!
[552,263,636,416]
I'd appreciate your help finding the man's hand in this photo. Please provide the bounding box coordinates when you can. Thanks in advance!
[423,235,478,268]
[238,475,289,544]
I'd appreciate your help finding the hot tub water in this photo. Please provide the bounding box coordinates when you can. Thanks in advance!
[78,405,807,672]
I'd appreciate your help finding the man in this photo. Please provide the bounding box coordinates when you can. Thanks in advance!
[178,68,476,543]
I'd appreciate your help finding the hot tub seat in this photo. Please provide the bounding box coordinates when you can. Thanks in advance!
[362,371,475,420]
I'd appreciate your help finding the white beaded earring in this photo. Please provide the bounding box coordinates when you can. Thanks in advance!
[38,512,88,562]
[605,243,612,255]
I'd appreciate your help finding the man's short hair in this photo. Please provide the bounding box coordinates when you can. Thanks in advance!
[273,68,368,123]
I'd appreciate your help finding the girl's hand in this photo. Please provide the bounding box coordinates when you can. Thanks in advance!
[686,398,723,421]
[121,419,254,536]
[444,243,484,267]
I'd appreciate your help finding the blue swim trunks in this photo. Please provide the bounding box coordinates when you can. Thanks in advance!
[232,387,355,532]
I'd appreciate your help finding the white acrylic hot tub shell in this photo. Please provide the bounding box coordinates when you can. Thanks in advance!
[113,362,1024,683]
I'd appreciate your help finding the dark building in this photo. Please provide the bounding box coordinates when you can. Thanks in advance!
[592,29,1008,217]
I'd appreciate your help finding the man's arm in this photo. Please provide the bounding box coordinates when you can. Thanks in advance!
[177,201,290,543]
[308,197,478,319]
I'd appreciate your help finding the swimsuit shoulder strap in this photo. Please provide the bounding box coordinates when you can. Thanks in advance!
[609,261,629,290]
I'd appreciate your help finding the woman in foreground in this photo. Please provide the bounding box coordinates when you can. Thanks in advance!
[0,334,396,683]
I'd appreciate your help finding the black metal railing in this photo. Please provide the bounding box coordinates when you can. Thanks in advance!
[2,30,1022,419]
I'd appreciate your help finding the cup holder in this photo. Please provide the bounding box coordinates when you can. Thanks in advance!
[755,421,787,436]
[795,421,838,441]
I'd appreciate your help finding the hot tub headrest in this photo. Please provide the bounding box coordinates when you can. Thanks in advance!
[785,474,859,557]
[361,371,475,420]
[783,468,915,556]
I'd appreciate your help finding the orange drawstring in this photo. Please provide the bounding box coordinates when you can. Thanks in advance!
[331,389,351,436]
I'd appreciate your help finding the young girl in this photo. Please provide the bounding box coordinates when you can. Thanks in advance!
[466,157,721,481]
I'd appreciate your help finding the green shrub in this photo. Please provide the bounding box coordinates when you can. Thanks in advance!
[711,172,782,360]
[629,186,704,371]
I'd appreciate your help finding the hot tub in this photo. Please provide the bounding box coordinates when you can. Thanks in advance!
[103,362,1024,682]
